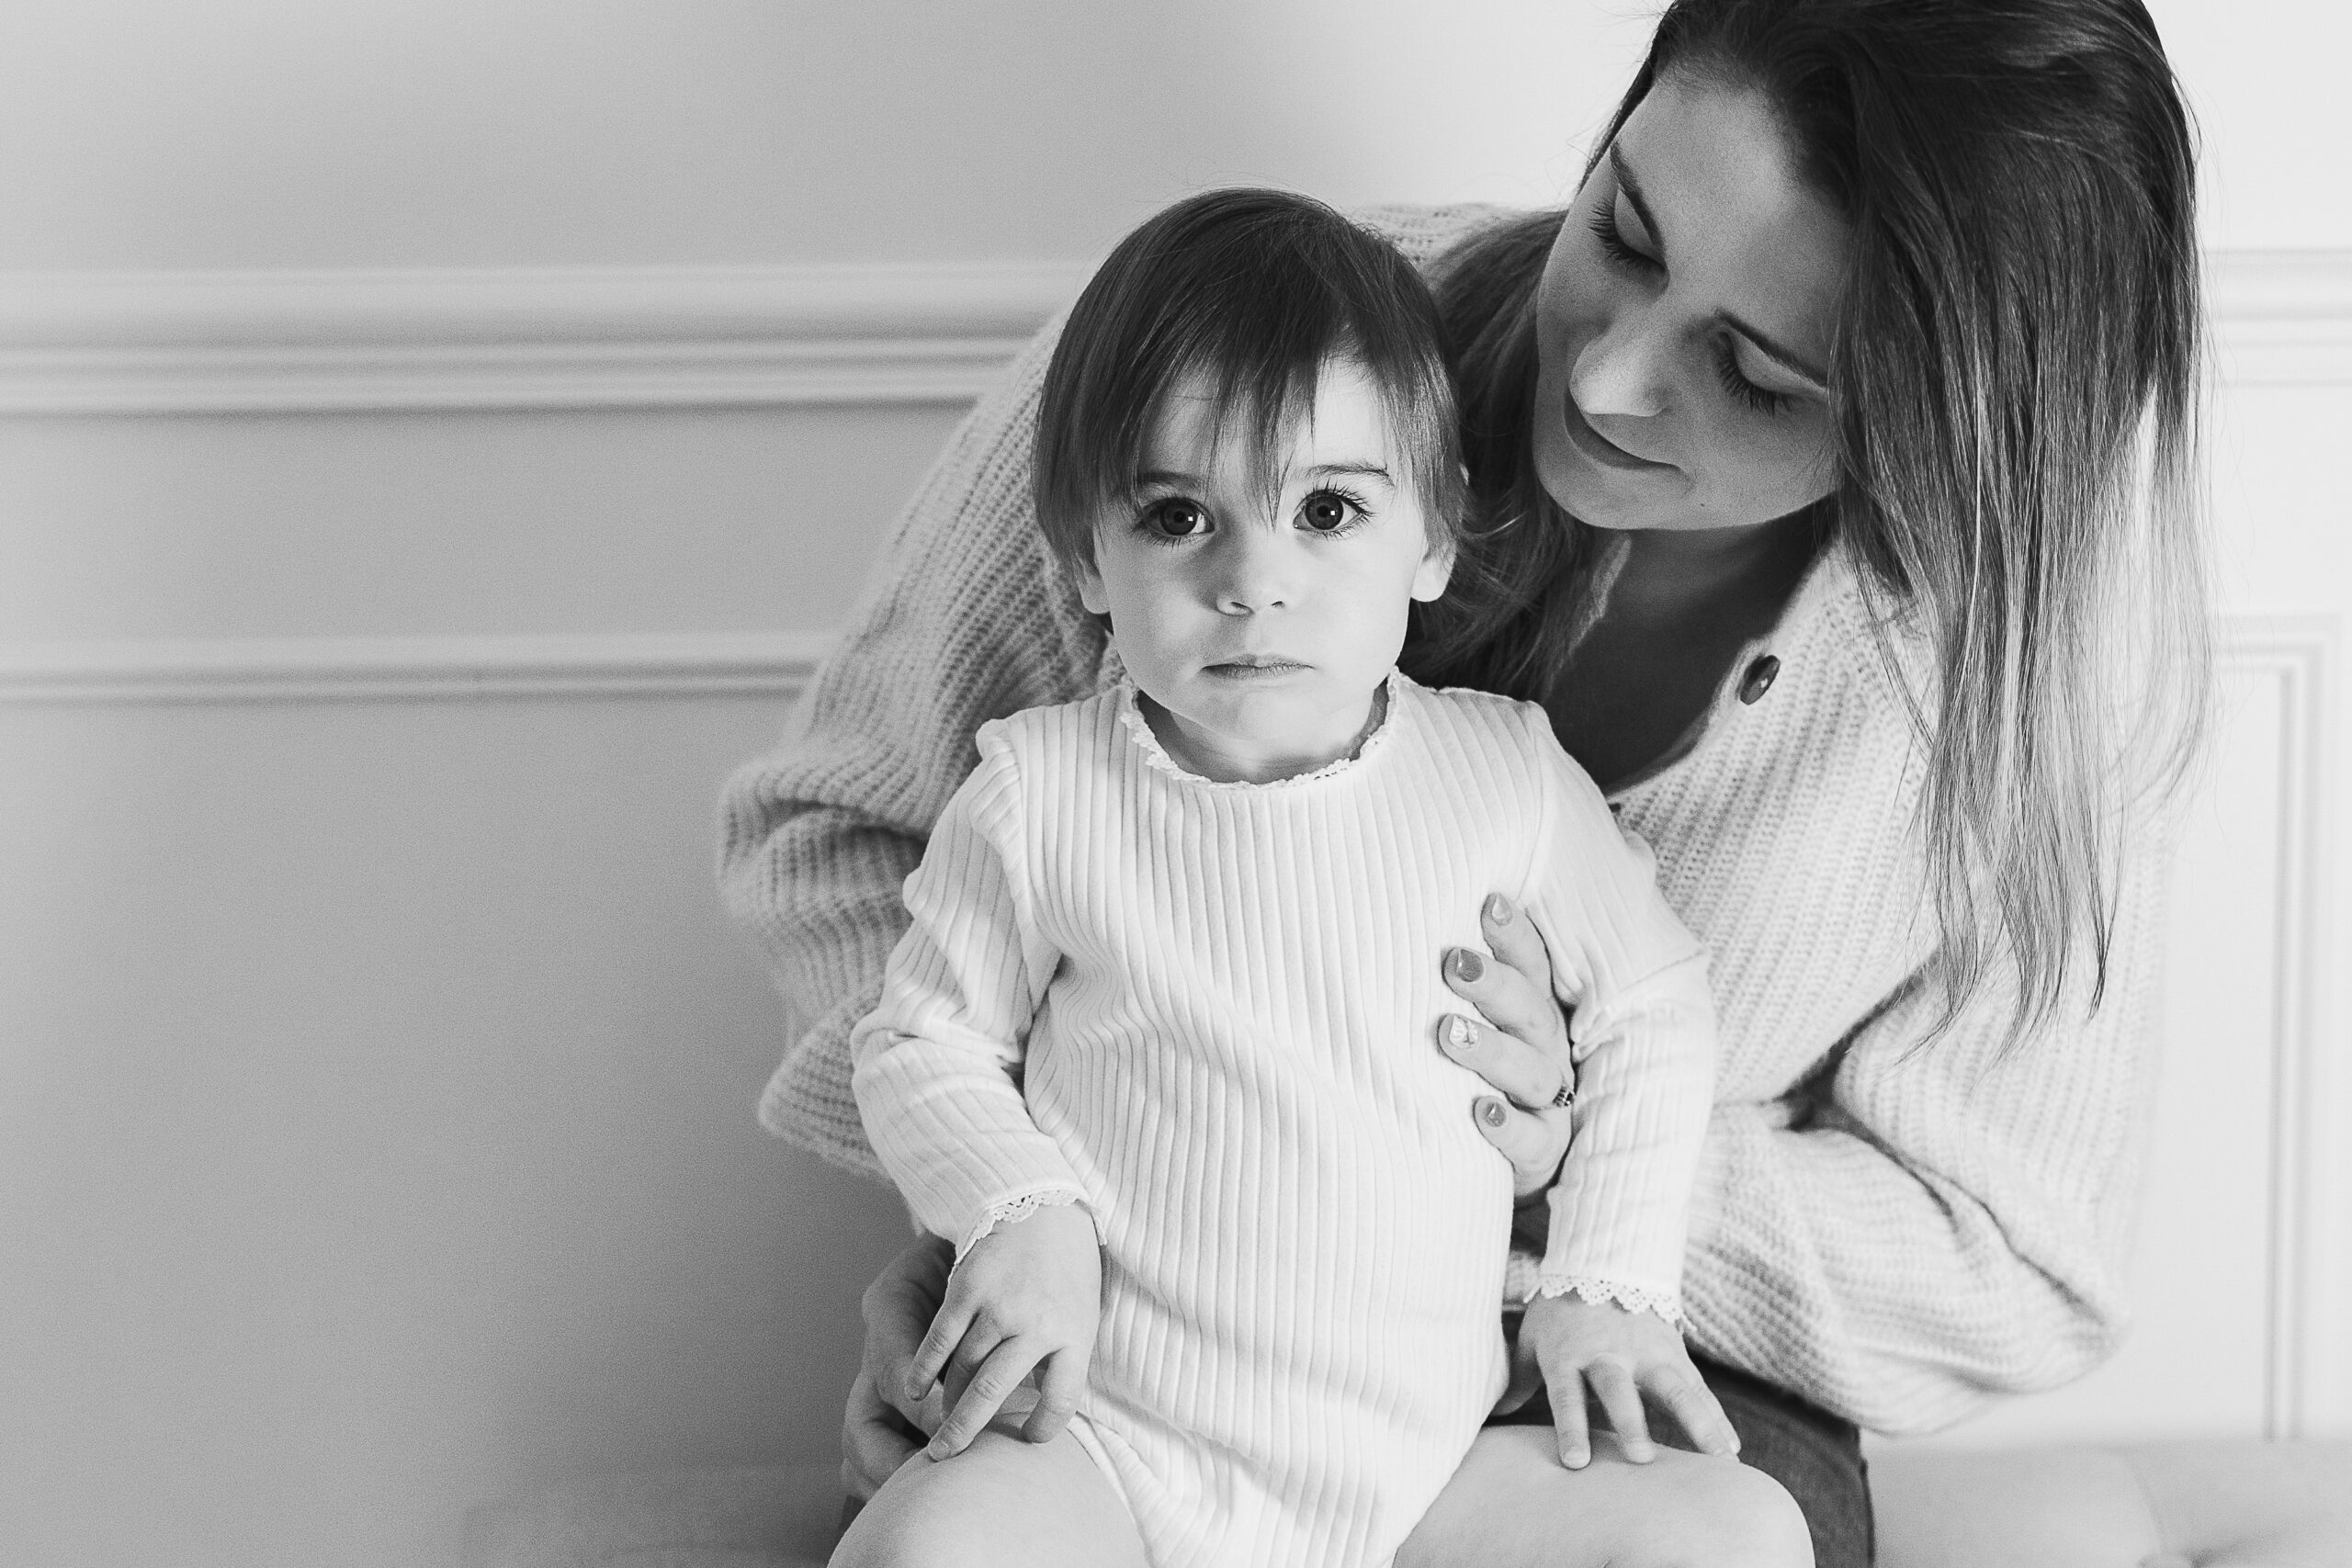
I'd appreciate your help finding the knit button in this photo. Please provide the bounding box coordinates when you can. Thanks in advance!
[1737,654,1780,705]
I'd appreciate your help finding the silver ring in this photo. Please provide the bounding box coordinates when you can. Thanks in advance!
[1550,1082,1577,1110]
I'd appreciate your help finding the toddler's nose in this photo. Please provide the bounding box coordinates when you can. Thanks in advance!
[1212,531,1295,614]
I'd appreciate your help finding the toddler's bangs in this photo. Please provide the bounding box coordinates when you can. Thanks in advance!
[1034,188,1464,569]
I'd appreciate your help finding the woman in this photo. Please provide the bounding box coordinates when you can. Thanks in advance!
[720,0,2207,1562]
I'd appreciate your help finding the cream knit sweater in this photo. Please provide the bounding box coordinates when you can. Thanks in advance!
[851,676,1713,1566]
[718,204,2168,1437]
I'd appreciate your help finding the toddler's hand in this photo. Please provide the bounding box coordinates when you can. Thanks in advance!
[1519,1292,1739,1468]
[907,1200,1101,1460]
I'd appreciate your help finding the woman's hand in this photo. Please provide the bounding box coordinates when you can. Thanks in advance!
[841,1235,954,1512]
[1519,1293,1740,1469]
[1439,894,1578,1199]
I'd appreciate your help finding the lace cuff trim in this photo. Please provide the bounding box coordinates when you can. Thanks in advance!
[1529,1274,1687,1329]
[955,1189,1089,1263]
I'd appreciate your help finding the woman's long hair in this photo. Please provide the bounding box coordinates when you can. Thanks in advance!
[1412,0,2211,1048]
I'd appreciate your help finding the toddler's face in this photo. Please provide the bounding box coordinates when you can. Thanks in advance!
[1075,358,1453,784]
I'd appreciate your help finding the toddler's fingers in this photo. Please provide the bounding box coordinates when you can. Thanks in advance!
[928,1339,1037,1460]
[905,1297,974,1404]
[1023,1347,1088,1446]
[1586,1359,1654,1463]
[1549,1370,1594,1469]
[1653,1367,1741,1458]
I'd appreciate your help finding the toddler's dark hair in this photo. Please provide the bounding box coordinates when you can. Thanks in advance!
[1033,187,1467,570]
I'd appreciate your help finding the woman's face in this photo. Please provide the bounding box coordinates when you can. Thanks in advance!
[1531,72,1850,534]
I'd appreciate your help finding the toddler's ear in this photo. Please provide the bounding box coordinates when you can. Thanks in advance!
[1073,559,1111,615]
[1411,536,1456,604]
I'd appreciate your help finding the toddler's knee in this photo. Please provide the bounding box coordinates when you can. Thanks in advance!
[1626,1460,1814,1568]
[828,1489,956,1568]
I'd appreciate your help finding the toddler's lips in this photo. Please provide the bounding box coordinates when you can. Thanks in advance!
[1204,656,1308,679]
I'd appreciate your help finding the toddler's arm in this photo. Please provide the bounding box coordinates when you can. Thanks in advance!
[851,733,1101,1453]
[1511,712,1729,1462]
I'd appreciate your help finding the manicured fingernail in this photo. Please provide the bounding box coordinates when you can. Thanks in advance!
[1626,1440,1656,1463]
[1561,1445,1589,1469]
[1445,1016,1476,1052]
[927,1438,950,1460]
[1477,1097,1507,1128]
[1486,894,1512,925]
[1452,948,1484,982]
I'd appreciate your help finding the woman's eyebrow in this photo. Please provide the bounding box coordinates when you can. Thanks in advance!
[1611,142,1831,390]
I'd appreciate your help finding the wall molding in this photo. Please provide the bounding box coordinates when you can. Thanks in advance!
[0,263,1090,414]
[0,250,2343,415]
[0,631,831,704]
[2222,615,2340,1439]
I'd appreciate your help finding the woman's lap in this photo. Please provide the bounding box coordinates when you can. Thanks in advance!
[1486,1351,1872,1568]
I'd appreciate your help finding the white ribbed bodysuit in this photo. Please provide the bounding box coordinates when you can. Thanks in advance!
[851,674,1715,1568]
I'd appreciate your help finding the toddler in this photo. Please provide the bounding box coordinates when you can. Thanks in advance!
[839,189,1727,1568]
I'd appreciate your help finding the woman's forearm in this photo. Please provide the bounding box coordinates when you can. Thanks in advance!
[1679,830,2171,1434]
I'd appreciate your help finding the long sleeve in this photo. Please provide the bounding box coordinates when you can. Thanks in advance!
[716,318,1106,1175]
[1518,733,1718,1319]
[718,204,1508,1174]
[849,737,1090,1256]
[1679,812,2173,1435]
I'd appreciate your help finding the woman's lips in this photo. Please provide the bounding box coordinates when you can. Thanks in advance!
[1563,390,1673,472]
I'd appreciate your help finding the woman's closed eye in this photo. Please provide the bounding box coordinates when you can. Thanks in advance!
[1588,202,1797,421]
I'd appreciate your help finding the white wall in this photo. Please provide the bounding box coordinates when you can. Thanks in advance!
[0,4,2345,1565]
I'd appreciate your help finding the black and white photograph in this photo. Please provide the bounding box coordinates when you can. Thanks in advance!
[2,3,2346,1565]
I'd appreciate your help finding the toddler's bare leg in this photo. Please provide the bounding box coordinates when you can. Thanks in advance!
[830,1419,1146,1568]
[1398,1427,1814,1568]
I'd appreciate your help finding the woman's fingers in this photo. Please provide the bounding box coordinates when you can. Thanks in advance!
[1469,1096,1575,1200]
[841,1369,926,1506]
[1441,1013,1570,1110]
[1479,894,1566,1021]
[929,1338,1038,1459]
[1586,1358,1656,1463]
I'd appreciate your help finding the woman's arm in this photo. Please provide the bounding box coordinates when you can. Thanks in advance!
[1680,815,2174,1436]
[718,317,1105,1172]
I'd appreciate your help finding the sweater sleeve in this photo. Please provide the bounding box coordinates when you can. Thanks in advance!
[717,203,1511,1176]
[1517,731,1719,1323]
[716,315,1106,1176]
[1679,813,2173,1435]
[849,735,1091,1258]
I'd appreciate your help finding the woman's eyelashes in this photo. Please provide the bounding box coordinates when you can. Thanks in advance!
[1133,488,1373,543]
[1584,202,1793,420]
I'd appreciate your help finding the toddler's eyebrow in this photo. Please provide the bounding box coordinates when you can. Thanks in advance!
[1299,461,1396,486]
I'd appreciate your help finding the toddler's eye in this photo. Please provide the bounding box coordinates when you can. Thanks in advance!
[1297,489,1365,534]
[1140,498,1212,539]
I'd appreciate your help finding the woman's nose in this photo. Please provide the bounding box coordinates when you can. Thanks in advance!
[1570,308,1671,420]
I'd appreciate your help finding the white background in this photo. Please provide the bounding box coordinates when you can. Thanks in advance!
[0,5,2344,1565]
